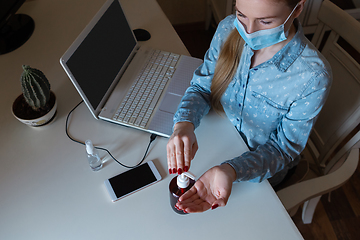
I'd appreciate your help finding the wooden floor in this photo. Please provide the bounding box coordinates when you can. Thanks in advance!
[173,21,360,240]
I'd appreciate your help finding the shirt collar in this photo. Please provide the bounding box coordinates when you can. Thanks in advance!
[271,19,307,72]
[244,19,307,72]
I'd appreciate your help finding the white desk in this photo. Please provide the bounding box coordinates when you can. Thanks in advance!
[0,0,303,239]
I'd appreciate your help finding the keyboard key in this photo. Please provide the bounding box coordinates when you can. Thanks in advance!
[113,49,180,128]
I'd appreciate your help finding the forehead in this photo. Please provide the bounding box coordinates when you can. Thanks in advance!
[235,0,290,18]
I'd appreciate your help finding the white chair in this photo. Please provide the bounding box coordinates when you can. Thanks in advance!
[277,133,359,224]
[276,0,360,224]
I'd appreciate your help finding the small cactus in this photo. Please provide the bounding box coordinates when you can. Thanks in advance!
[20,65,51,111]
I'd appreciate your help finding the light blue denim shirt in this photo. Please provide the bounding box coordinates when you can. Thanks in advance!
[173,15,332,185]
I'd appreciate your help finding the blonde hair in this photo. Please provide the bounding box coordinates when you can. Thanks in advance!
[210,29,244,112]
[210,0,300,112]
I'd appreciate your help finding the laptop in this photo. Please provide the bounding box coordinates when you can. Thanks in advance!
[60,0,203,137]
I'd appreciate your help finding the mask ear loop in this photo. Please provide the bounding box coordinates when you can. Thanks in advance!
[283,2,300,37]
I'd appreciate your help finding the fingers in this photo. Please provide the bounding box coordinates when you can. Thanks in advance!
[177,199,211,213]
[167,135,186,174]
[211,198,227,210]
[176,182,213,213]
[182,137,194,173]
[175,138,185,174]
[176,189,210,213]
[183,140,198,172]
[177,196,228,213]
[166,122,197,174]
[166,143,176,175]
[178,185,198,202]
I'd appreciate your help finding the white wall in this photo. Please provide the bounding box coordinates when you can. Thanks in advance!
[157,0,207,25]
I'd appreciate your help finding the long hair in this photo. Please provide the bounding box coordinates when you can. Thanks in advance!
[209,0,300,113]
[210,29,244,113]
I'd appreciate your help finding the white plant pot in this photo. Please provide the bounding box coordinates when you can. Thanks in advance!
[12,92,57,127]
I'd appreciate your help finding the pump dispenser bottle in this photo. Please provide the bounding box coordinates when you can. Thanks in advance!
[85,140,102,171]
[169,172,195,214]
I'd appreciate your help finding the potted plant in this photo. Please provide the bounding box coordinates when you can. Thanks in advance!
[12,65,57,127]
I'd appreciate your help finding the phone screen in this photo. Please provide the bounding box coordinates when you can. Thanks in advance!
[106,161,161,200]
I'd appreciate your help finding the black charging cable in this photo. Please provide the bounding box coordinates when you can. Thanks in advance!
[65,101,158,168]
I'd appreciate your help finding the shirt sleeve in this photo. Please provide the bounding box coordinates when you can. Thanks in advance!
[223,70,332,183]
[173,18,232,128]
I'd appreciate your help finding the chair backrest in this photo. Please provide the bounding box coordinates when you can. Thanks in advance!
[308,0,360,167]
[325,130,360,174]
[277,132,359,213]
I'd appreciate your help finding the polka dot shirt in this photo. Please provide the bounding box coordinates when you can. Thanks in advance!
[173,16,332,185]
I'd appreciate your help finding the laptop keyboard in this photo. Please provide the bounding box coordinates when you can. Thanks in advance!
[113,49,180,128]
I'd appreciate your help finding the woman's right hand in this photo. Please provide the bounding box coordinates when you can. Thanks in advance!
[167,122,198,175]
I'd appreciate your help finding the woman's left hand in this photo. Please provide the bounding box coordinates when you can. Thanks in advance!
[175,164,237,213]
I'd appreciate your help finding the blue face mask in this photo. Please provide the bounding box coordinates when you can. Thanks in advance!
[234,4,299,50]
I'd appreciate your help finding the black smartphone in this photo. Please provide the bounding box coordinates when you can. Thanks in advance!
[104,161,162,202]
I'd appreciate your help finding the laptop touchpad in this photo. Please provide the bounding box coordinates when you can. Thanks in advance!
[159,93,182,114]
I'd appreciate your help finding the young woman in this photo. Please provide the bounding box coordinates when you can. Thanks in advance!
[167,0,332,213]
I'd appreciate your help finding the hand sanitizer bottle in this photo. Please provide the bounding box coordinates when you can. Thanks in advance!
[169,172,195,214]
[85,140,102,171]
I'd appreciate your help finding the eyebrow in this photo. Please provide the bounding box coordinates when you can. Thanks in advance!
[234,6,277,20]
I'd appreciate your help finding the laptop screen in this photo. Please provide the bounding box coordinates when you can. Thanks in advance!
[66,0,136,110]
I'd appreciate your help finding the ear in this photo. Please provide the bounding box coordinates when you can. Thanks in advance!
[293,0,307,19]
